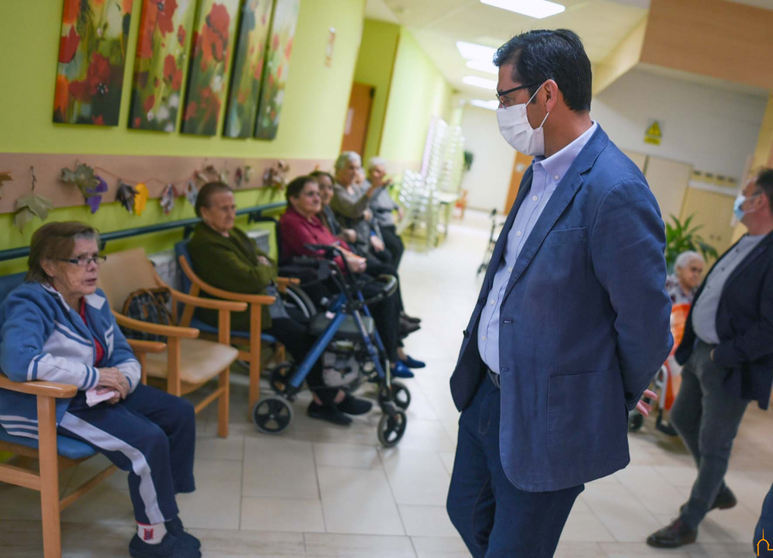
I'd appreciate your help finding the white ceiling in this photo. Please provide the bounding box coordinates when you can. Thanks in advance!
[363,0,773,101]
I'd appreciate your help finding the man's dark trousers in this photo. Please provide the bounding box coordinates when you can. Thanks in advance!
[447,374,583,557]
[670,341,749,529]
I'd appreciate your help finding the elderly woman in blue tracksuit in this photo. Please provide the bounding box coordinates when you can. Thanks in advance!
[0,222,199,558]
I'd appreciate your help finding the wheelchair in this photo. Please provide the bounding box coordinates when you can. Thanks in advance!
[251,245,411,447]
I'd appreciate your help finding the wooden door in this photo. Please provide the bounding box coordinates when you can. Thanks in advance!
[679,186,736,258]
[340,82,374,156]
[644,156,692,222]
[504,152,533,214]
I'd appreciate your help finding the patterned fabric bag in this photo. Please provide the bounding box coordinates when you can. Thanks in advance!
[121,288,174,342]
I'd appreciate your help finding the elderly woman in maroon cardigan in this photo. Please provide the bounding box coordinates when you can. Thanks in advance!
[279,175,417,378]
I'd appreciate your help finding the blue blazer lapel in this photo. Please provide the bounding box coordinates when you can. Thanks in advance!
[502,126,608,300]
[481,168,534,294]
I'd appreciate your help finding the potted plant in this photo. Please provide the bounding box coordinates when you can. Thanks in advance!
[664,214,719,273]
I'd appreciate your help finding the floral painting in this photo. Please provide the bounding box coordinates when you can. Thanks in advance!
[254,0,300,140]
[223,0,274,138]
[128,0,197,132]
[181,0,241,136]
[53,0,135,126]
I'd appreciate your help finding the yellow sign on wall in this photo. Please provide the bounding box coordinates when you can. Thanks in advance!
[645,120,662,145]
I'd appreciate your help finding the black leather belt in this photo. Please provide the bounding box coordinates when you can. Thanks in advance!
[488,368,501,389]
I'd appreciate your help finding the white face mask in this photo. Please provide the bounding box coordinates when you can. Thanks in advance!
[496,83,550,156]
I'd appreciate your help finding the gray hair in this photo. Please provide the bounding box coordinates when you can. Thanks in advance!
[334,152,362,173]
[367,157,387,171]
[675,251,704,270]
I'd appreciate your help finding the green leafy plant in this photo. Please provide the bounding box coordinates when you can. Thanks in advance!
[463,150,474,172]
[665,214,719,273]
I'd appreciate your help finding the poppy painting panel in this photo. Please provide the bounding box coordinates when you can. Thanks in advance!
[223,0,274,139]
[254,0,300,140]
[128,0,197,132]
[181,0,241,136]
[53,0,135,126]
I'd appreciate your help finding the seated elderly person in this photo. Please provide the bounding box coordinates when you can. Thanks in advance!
[0,222,200,558]
[366,157,405,270]
[187,182,371,425]
[666,251,705,305]
[279,175,422,378]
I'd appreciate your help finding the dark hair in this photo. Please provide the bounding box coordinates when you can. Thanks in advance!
[195,181,232,217]
[27,221,100,283]
[310,170,334,185]
[285,175,318,201]
[754,168,773,213]
[493,29,592,112]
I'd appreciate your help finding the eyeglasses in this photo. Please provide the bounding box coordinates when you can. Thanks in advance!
[59,256,107,267]
[496,82,538,107]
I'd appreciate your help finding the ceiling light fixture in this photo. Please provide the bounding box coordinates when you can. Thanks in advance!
[470,99,499,111]
[456,41,497,61]
[463,76,497,90]
[480,0,565,19]
[466,59,498,75]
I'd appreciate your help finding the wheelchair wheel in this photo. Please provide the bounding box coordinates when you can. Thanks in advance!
[377,408,407,447]
[281,284,317,321]
[390,381,411,410]
[253,397,293,435]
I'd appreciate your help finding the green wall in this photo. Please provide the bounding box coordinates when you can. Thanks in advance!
[0,0,366,275]
[379,28,453,169]
[352,20,400,164]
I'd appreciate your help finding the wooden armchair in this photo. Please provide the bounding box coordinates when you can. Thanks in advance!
[175,239,301,412]
[0,341,162,558]
[97,248,246,438]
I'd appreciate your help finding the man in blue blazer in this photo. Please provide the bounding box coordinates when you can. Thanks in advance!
[446,30,673,557]
[648,169,773,548]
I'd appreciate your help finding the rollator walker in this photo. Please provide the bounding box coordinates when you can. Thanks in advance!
[252,244,411,447]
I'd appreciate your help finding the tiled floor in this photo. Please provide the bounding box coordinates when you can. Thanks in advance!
[1,210,770,557]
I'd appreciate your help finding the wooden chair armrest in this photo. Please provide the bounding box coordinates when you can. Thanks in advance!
[177,255,276,305]
[112,310,200,339]
[0,373,77,398]
[126,339,167,354]
[275,276,300,293]
[167,286,248,312]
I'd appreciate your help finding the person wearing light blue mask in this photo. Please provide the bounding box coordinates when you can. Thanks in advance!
[648,168,773,549]
[447,28,672,558]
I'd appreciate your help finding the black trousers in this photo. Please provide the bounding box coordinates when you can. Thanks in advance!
[264,316,338,405]
[380,225,405,270]
[365,258,404,313]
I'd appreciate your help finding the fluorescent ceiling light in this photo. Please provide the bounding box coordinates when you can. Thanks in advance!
[480,0,565,19]
[456,41,497,61]
[466,59,498,75]
[463,76,497,90]
[470,99,499,111]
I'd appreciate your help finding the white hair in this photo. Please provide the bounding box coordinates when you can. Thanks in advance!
[367,157,387,171]
[675,250,704,270]
[334,152,362,173]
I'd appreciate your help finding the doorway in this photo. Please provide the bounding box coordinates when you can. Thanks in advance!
[340,82,374,156]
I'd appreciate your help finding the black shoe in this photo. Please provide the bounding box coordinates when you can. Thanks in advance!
[400,312,421,324]
[646,518,698,548]
[308,401,352,426]
[399,320,420,336]
[337,394,373,415]
[129,533,201,558]
[166,517,201,549]
[679,486,737,515]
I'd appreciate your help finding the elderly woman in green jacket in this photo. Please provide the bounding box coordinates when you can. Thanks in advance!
[187,182,372,426]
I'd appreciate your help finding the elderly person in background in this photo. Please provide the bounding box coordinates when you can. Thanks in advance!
[666,251,705,305]
[279,175,422,378]
[0,222,200,558]
[367,157,406,271]
[187,182,372,426]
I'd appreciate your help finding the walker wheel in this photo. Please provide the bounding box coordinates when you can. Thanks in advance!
[253,397,293,435]
[628,412,644,432]
[377,409,407,447]
[390,381,411,410]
